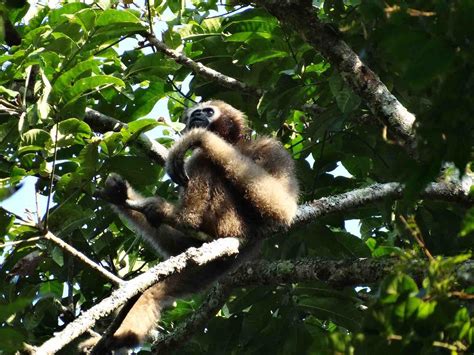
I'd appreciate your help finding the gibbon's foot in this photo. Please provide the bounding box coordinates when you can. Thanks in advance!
[98,173,129,205]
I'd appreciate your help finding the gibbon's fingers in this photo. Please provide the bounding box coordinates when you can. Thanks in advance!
[167,156,189,187]
[166,129,209,186]
[98,173,129,205]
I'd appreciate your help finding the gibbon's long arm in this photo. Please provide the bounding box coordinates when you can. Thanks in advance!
[99,174,202,257]
[167,128,298,225]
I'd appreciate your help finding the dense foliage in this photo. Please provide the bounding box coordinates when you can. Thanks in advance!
[0,0,473,353]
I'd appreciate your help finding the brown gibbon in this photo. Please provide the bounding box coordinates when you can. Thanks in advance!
[95,100,299,350]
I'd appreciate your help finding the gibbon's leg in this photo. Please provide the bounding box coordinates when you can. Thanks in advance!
[99,174,201,257]
[109,240,259,350]
[167,130,299,225]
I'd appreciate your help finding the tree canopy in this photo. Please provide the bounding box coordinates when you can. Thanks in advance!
[0,0,473,354]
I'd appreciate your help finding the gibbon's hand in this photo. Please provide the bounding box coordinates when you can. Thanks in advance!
[167,154,188,187]
[96,173,129,205]
[166,128,210,186]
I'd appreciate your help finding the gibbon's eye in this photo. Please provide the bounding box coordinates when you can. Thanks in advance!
[202,108,214,117]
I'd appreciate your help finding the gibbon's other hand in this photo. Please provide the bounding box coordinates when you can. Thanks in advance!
[167,154,188,187]
[97,173,129,205]
[166,128,209,187]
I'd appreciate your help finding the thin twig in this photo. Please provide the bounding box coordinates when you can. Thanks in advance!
[398,215,434,261]
[43,231,124,285]
[145,32,261,95]
[0,236,41,248]
[0,206,33,225]
[44,121,59,229]
[206,5,247,19]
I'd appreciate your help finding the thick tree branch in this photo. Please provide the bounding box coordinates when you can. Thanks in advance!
[35,238,240,355]
[231,257,397,287]
[145,34,262,96]
[294,182,472,228]
[246,0,417,153]
[84,108,169,165]
[152,257,396,352]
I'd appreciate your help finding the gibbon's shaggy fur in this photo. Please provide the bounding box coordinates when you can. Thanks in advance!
[97,100,299,350]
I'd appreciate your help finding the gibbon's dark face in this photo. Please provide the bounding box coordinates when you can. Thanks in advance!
[186,103,219,129]
[185,100,246,143]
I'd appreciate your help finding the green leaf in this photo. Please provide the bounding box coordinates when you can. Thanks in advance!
[50,247,64,267]
[124,81,167,120]
[0,85,19,97]
[235,49,288,65]
[126,53,180,79]
[0,297,31,322]
[19,129,52,154]
[225,31,272,42]
[96,9,141,26]
[105,156,160,186]
[0,328,26,352]
[53,59,101,95]
[341,156,372,178]
[37,68,52,120]
[329,73,361,113]
[66,75,125,101]
[39,280,63,298]
[50,118,92,147]
[393,297,421,322]
[126,119,160,136]
[0,209,14,234]
[63,8,97,32]
[460,208,474,237]
[49,2,89,26]
[48,203,95,236]
[77,142,100,179]
[380,275,419,304]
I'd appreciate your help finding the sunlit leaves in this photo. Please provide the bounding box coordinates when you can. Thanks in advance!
[50,118,92,147]
[66,75,125,102]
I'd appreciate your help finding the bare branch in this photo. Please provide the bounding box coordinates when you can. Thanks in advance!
[84,108,169,165]
[43,231,124,286]
[245,0,417,153]
[231,258,397,287]
[145,33,262,96]
[294,182,473,228]
[35,237,240,355]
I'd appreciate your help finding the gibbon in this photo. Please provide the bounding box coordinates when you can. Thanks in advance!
[96,100,299,350]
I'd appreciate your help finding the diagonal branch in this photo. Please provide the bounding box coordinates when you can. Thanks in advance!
[152,257,397,353]
[84,108,169,165]
[35,237,240,355]
[44,231,124,286]
[245,0,417,154]
[145,33,262,96]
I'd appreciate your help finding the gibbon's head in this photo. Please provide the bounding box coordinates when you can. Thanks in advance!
[184,100,247,143]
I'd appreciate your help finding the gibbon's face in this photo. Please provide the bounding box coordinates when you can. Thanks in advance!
[185,102,221,130]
